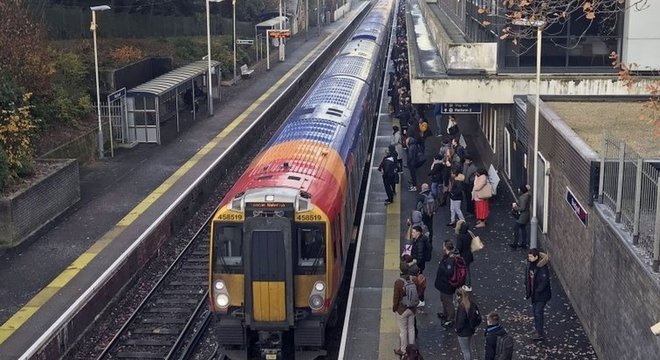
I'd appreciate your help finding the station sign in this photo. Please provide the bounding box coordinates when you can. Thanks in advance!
[566,187,588,227]
[108,87,126,102]
[441,103,482,114]
[236,39,254,45]
[268,29,291,39]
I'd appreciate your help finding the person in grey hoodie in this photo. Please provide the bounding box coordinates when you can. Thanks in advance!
[509,185,531,249]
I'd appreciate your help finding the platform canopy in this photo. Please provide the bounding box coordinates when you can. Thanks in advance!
[256,16,288,28]
[127,60,220,97]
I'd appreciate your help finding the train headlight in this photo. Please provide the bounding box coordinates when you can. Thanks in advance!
[216,294,230,308]
[314,281,326,292]
[309,294,324,310]
[214,280,226,291]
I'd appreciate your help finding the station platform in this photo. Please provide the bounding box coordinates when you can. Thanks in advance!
[339,63,597,360]
[0,7,366,358]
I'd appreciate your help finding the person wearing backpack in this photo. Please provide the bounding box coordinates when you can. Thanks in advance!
[435,240,458,328]
[410,225,432,274]
[416,183,435,243]
[454,220,474,287]
[484,312,513,360]
[393,261,417,357]
[455,286,482,360]
[378,148,398,205]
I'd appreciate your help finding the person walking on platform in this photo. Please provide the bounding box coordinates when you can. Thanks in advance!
[484,312,514,360]
[378,148,398,205]
[526,249,552,341]
[434,104,445,137]
[447,115,460,140]
[454,220,473,287]
[435,240,457,328]
[429,155,444,200]
[509,185,531,249]
[393,261,416,357]
[447,168,465,227]
[462,155,477,217]
[454,286,482,360]
[471,168,490,228]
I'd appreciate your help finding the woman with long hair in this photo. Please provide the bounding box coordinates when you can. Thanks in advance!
[455,286,481,360]
[471,168,490,228]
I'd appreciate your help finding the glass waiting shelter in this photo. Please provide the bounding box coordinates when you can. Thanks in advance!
[126,60,220,144]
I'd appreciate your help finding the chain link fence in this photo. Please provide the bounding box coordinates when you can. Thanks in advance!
[599,131,660,271]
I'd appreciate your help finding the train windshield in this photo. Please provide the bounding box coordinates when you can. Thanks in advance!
[296,224,325,274]
[214,221,243,272]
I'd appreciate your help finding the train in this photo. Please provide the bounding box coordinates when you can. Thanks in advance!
[208,1,394,359]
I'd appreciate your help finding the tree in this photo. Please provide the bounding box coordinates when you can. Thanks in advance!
[479,0,648,53]
[0,1,53,96]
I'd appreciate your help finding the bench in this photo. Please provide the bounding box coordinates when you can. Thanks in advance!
[240,64,254,78]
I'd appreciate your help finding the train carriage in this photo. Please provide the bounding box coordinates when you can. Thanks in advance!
[209,1,394,359]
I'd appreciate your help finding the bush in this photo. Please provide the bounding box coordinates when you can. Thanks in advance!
[110,45,145,65]
[0,145,8,191]
[0,93,36,179]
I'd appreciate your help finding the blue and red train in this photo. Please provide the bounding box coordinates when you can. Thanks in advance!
[208,1,394,358]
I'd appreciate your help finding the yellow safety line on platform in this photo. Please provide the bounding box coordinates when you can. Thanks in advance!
[378,181,402,359]
[0,35,332,346]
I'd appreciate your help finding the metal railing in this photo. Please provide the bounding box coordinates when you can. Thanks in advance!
[598,131,660,272]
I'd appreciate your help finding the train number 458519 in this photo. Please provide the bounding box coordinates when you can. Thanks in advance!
[296,214,322,221]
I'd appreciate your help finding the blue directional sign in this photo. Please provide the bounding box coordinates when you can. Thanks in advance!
[566,187,588,227]
[108,88,126,102]
[441,103,482,114]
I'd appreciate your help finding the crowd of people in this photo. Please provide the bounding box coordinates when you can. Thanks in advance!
[379,1,553,359]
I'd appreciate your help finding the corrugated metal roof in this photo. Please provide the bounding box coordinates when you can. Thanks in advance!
[127,60,219,97]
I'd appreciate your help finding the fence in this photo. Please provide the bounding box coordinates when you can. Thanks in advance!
[598,131,660,272]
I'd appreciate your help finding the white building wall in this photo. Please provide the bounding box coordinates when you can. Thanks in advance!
[622,1,660,70]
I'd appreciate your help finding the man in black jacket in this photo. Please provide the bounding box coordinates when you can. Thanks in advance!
[378,148,398,205]
[435,240,457,328]
[509,185,531,249]
[484,312,513,360]
[526,249,552,341]
[410,225,431,274]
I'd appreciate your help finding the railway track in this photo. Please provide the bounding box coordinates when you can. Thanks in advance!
[97,212,215,360]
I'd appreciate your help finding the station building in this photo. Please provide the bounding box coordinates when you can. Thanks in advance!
[404,1,660,358]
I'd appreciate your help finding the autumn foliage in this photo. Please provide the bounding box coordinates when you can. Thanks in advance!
[110,45,145,65]
[0,1,53,96]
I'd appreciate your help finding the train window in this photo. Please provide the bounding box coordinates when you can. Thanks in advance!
[214,222,243,271]
[296,225,325,270]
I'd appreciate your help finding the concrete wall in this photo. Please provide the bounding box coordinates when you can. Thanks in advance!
[523,98,660,359]
[0,159,80,249]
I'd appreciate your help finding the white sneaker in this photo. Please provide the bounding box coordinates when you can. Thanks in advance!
[417,301,425,307]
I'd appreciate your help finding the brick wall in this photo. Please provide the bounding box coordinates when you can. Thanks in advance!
[0,159,80,248]
[527,97,660,359]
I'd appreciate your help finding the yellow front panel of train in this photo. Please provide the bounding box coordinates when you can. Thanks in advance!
[252,281,286,321]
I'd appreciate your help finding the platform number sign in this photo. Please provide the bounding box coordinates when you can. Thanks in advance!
[565,187,588,227]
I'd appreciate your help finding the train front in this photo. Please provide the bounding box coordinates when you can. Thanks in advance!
[209,187,331,360]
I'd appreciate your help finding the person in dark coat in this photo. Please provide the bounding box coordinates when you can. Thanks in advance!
[454,220,473,286]
[406,137,422,192]
[378,149,398,205]
[484,312,513,360]
[526,249,551,341]
[428,155,444,199]
[410,225,431,274]
[455,286,480,360]
[509,185,531,249]
[435,240,457,328]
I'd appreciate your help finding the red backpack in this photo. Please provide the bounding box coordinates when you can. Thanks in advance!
[448,256,467,287]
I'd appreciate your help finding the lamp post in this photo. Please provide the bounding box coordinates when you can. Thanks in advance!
[232,0,237,84]
[90,5,111,160]
[206,0,224,116]
[513,18,544,249]
[279,0,285,61]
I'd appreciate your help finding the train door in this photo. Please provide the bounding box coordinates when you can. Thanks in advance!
[244,217,294,325]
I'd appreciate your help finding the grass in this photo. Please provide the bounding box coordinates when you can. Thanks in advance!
[547,101,660,159]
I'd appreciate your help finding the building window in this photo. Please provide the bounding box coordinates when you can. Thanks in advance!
[498,3,623,72]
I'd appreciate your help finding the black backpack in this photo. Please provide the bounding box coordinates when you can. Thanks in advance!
[495,333,514,360]
[468,303,482,330]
